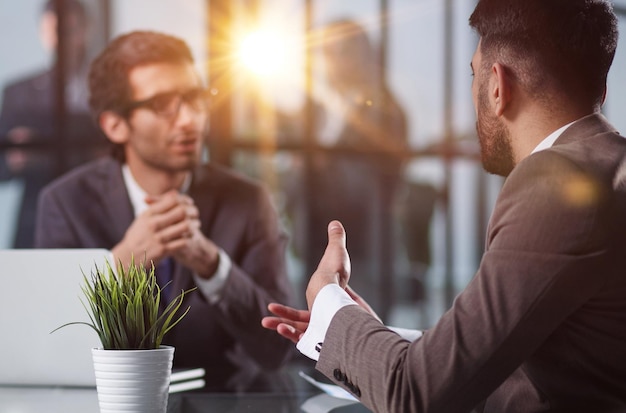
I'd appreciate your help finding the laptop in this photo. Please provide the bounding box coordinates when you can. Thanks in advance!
[0,249,111,387]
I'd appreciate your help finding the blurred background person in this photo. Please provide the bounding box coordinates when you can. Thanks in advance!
[0,0,106,248]
[283,19,424,315]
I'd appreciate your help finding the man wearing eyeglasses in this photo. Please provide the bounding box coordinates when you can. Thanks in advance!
[34,30,294,392]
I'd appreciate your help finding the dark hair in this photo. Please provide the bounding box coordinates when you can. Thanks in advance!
[469,0,618,109]
[88,30,194,120]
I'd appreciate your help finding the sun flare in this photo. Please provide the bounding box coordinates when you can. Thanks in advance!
[237,29,292,79]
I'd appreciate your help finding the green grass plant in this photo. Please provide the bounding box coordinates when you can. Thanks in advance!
[53,257,194,350]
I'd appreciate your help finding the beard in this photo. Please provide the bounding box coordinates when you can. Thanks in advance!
[476,83,515,177]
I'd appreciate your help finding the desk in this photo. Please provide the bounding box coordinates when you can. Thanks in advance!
[0,366,373,413]
[0,386,99,413]
[0,387,372,413]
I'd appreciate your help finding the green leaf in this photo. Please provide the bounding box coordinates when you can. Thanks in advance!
[51,254,193,350]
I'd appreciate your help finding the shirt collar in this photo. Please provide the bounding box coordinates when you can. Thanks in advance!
[531,120,577,154]
[121,165,192,217]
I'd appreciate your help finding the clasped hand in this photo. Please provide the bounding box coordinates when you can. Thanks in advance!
[112,189,219,278]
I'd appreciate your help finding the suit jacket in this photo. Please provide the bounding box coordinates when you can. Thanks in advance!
[34,157,294,391]
[0,69,57,136]
[0,67,97,137]
[0,68,107,247]
[316,113,626,412]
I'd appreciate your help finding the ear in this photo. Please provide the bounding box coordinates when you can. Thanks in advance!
[99,111,130,145]
[491,62,511,117]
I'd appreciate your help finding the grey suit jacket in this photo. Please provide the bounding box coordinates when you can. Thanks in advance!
[35,157,294,391]
[316,113,626,412]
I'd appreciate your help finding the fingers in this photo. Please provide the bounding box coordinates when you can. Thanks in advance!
[145,190,191,208]
[150,202,198,232]
[267,302,310,323]
[261,317,304,344]
[120,192,200,263]
[142,193,200,245]
[262,303,310,344]
[158,218,200,244]
[276,323,303,344]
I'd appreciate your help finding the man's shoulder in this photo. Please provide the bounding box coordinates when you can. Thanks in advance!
[42,157,120,196]
[3,69,53,96]
[516,115,625,178]
[502,121,626,212]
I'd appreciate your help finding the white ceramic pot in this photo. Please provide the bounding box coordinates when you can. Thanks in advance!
[91,346,174,413]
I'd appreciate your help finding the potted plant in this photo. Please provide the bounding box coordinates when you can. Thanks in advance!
[54,256,193,413]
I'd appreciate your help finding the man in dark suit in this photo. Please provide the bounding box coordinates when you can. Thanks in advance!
[263,0,626,411]
[35,31,294,392]
[0,0,106,248]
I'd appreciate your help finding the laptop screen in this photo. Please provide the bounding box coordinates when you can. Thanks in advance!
[0,249,111,387]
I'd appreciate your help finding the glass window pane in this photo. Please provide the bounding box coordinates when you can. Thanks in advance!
[232,150,308,307]
[111,0,208,81]
[0,0,108,248]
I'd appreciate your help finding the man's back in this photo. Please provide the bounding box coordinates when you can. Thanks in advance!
[314,114,626,412]
[479,113,626,411]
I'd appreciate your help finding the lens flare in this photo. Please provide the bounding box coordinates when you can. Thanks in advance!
[237,30,291,79]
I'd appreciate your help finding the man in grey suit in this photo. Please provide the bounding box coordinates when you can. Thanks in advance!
[35,31,294,392]
[263,0,626,411]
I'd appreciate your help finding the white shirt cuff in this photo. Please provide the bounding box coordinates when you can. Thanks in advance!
[296,284,357,361]
[192,248,231,304]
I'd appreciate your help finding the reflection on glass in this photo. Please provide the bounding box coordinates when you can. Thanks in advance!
[267,19,413,319]
[0,0,107,248]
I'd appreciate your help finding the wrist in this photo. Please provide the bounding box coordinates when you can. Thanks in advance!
[193,240,220,279]
[306,275,339,310]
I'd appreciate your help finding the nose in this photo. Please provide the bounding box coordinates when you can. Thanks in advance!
[174,100,205,127]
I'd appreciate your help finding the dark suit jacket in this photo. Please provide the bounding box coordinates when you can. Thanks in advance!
[316,113,626,412]
[0,68,107,247]
[0,67,100,138]
[0,69,57,136]
[34,157,294,391]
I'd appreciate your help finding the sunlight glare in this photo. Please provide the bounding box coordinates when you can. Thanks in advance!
[237,29,292,79]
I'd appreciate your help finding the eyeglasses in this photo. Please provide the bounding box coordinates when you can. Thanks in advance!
[121,88,210,119]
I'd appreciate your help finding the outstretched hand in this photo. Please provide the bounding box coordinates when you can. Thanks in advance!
[262,220,381,343]
[262,285,381,343]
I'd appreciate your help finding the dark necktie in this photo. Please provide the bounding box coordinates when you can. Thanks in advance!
[155,257,174,303]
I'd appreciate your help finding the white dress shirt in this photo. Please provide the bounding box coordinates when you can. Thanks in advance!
[296,119,578,362]
[121,165,231,304]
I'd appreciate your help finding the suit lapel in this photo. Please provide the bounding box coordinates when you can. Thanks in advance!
[99,159,135,245]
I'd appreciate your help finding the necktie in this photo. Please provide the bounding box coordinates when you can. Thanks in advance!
[155,257,174,303]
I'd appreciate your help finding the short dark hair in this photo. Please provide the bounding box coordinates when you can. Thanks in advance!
[88,31,194,120]
[469,0,618,109]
